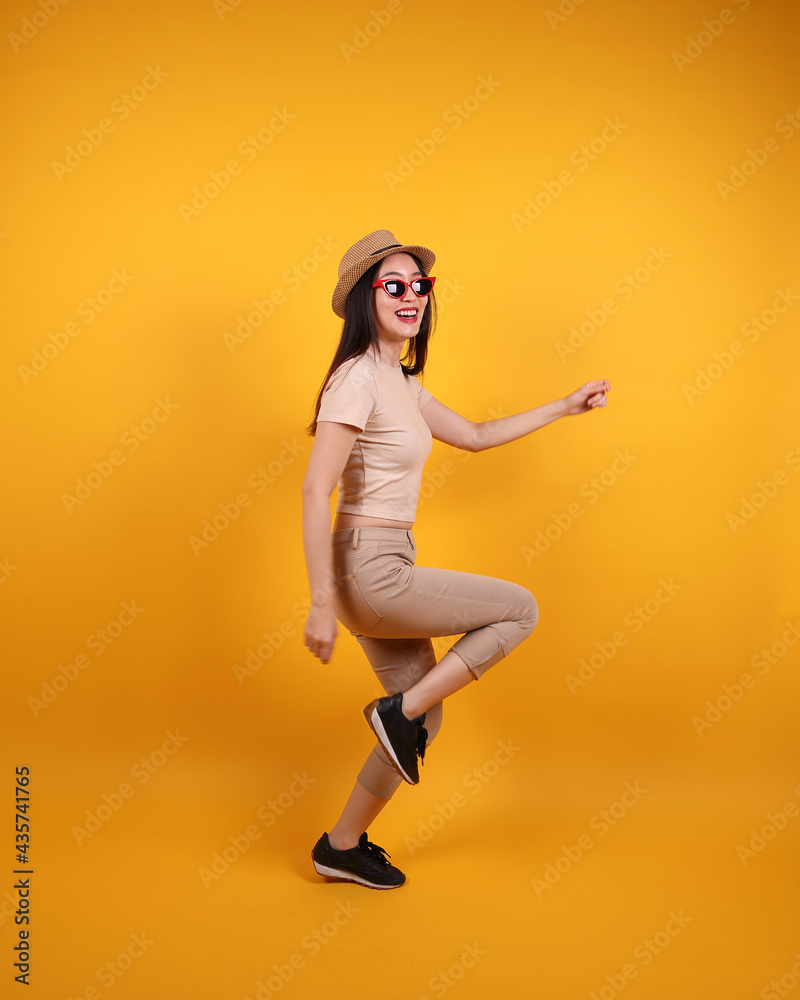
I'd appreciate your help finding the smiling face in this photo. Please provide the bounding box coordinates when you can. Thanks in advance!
[371,252,428,347]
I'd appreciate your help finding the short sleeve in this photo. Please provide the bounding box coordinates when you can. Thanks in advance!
[317,360,377,431]
[415,377,433,409]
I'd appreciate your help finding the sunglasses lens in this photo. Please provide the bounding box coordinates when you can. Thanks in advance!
[377,278,433,297]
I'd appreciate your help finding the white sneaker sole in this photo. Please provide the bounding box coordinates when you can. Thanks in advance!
[363,701,417,784]
[312,859,403,890]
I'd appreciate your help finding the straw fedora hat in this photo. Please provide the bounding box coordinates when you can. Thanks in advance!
[331,229,436,319]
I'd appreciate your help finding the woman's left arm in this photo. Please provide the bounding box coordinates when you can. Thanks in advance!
[421,379,611,452]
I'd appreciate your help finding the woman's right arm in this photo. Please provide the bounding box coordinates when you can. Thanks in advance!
[301,420,362,664]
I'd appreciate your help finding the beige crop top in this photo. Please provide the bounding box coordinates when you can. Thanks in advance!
[316,350,434,521]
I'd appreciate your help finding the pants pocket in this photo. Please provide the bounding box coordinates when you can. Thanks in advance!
[333,571,382,632]
[381,558,405,581]
[378,543,414,587]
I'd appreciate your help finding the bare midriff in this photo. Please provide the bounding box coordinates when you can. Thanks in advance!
[332,511,414,531]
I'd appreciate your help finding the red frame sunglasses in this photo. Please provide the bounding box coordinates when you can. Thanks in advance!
[372,276,436,298]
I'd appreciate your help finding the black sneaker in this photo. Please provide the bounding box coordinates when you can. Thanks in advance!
[311,832,406,889]
[363,691,428,785]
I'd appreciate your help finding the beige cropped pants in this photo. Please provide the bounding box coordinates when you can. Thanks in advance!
[331,526,539,800]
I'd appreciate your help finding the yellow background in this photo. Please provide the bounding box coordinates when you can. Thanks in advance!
[3,0,799,996]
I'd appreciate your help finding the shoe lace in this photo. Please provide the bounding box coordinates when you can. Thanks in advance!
[415,718,428,768]
[358,836,392,868]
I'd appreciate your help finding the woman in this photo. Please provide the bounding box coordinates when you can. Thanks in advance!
[302,229,610,889]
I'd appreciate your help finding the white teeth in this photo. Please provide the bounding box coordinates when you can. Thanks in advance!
[396,310,417,317]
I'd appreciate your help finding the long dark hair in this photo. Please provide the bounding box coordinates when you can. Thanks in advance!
[306,254,437,436]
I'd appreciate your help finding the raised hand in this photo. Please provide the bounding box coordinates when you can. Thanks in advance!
[562,380,611,416]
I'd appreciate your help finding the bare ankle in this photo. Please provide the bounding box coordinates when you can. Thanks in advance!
[328,830,358,851]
